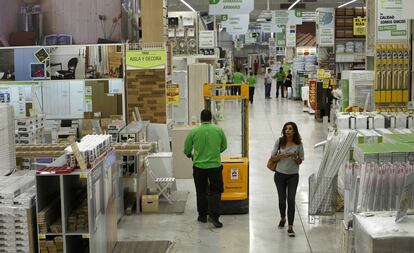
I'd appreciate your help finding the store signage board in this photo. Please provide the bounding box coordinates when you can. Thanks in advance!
[396,172,414,223]
[260,22,277,33]
[166,83,180,105]
[199,31,216,49]
[273,10,303,26]
[353,16,366,36]
[402,0,414,19]
[209,0,254,15]
[377,0,409,41]
[309,79,317,111]
[221,14,249,35]
[276,25,286,47]
[244,33,256,44]
[126,50,166,69]
[317,8,335,47]
[286,24,296,48]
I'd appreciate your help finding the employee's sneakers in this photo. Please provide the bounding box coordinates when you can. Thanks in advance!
[287,228,295,237]
[208,216,223,228]
[278,219,286,229]
[197,215,207,223]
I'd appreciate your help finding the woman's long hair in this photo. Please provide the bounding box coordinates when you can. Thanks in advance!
[279,122,302,146]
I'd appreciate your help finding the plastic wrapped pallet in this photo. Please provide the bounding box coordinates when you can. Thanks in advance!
[354,213,414,253]
[0,104,16,175]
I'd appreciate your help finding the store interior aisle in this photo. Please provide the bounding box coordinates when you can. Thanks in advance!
[118,76,340,253]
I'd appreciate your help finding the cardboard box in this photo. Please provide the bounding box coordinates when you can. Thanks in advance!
[141,195,158,212]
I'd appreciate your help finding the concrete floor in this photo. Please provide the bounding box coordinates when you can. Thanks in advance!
[118,77,341,253]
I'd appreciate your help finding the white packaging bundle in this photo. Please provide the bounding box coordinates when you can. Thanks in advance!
[345,42,355,53]
[336,44,345,53]
[354,41,364,53]
[0,105,16,175]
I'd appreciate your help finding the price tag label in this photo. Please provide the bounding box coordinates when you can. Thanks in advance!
[80,173,88,179]
[38,234,46,239]
[82,233,90,239]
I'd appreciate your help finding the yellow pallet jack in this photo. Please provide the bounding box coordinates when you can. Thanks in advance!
[203,83,249,214]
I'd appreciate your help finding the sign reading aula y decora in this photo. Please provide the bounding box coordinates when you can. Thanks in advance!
[126,50,166,69]
[209,0,254,15]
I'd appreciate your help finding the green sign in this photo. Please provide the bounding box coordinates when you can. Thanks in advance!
[126,50,166,69]
[209,0,254,15]
[377,0,408,41]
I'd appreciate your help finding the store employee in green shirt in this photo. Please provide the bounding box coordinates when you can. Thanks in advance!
[246,71,256,104]
[232,68,244,95]
[274,67,286,98]
[184,109,227,228]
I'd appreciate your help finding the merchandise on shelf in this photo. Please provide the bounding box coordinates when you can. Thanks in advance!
[374,43,410,111]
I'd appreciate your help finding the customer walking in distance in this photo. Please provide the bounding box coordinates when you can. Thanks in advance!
[184,109,227,228]
[274,67,286,98]
[268,122,304,237]
[264,68,273,99]
[246,71,256,104]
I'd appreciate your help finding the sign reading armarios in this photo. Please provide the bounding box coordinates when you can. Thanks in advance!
[209,0,254,15]
[126,50,166,69]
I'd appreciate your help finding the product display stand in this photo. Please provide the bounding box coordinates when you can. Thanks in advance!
[36,149,118,253]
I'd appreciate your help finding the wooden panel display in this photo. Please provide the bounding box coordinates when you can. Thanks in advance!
[126,69,166,123]
[41,0,121,44]
[141,0,167,43]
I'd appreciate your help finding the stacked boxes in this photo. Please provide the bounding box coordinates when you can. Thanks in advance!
[15,115,45,145]
[15,115,45,170]
[64,135,111,167]
[0,176,36,253]
[67,196,88,232]
[335,7,366,39]
[39,237,63,253]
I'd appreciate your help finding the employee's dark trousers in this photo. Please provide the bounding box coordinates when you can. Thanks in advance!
[249,87,255,104]
[276,81,284,98]
[265,83,271,98]
[274,171,299,226]
[193,166,223,219]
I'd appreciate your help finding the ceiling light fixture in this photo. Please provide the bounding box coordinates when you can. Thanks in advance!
[288,0,301,10]
[180,0,196,12]
[338,0,358,8]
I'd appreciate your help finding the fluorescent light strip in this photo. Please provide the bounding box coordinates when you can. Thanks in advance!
[338,0,358,8]
[180,0,196,12]
[288,0,301,10]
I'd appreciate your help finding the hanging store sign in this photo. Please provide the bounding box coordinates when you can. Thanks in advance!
[209,0,254,15]
[166,83,180,105]
[221,14,249,35]
[199,31,216,49]
[309,79,317,112]
[377,0,409,41]
[286,25,296,47]
[260,22,277,33]
[276,25,286,47]
[273,10,303,26]
[317,8,335,47]
[244,33,257,44]
[353,16,366,36]
[126,50,166,69]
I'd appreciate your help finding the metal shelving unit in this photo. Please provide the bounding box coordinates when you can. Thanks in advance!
[36,149,118,253]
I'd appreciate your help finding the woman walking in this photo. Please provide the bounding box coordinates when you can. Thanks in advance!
[269,122,304,237]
